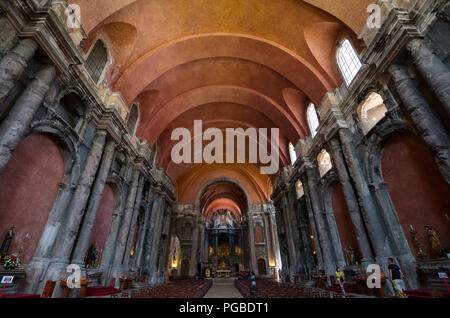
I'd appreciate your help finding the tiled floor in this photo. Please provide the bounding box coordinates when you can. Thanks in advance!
[203,278,243,298]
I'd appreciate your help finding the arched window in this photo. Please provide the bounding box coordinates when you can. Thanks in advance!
[337,39,362,85]
[358,92,388,134]
[307,103,319,138]
[317,149,332,177]
[86,40,108,84]
[289,142,297,165]
[127,103,139,135]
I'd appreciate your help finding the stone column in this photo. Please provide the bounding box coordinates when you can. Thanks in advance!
[323,204,346,269]
[52,130,107,261]
[263,214,274,268]
[134,187,154,270]
[329,137,374,264]
[279,195,298,276]
[389,64,450,183]
[123,175,146,266]
[304,167,335,277]
[406,38,450,116]
[71,139,116,265]
[286,188,303,271]
[338,128,392,262]
[112,169,140,268]
[269,211,283,278]
[148,199,167,283]
[214,232,218,255]
[0,65,56,174]
[0,38,38,103]
[301,174,324,270]
[189,215,200,276]
[247,213,258,274]
[297,212,313,276]
[143,193,162,273]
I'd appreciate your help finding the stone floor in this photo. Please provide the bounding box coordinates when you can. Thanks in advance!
[203,278,243,298]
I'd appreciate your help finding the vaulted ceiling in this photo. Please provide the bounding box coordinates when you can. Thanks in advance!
[71,0,371,206]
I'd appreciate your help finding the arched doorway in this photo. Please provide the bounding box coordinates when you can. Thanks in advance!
[258,258,267,275]
[181,259,190,276]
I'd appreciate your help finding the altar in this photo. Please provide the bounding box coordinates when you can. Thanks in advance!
[216,270,231,278]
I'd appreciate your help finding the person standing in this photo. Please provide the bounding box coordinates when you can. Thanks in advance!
[387,258,406,293]
[335,268,346,296]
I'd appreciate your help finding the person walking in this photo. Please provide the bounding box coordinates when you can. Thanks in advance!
[387,258,406,295]
[335,268,346,296]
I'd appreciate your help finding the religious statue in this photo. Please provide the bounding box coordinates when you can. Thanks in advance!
[0,227,15,258]
[424,226,448,258]
[344,246,356,266]
[85,243,100,268]
[408,224,427,260]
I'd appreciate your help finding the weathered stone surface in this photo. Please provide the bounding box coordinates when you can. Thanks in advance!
[52,130,107,261]
[406,38,450,116]
[71,139,116,265]
[0,38,38,104]
[389,64,450,184]
[112,169,141,269]
[329,137,374,264]
[0,64,55,174]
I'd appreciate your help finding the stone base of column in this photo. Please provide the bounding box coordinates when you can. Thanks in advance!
[110,265,129,289]
[39,259,76,298]
[24,258,51,295]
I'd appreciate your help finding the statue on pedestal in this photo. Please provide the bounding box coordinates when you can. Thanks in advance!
[408,224,427,260]
[344,246,356,266]
[85,243,100,268]
[424,226,448,258]
[0,227,15,260]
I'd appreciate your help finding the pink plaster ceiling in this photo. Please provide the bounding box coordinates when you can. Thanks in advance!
[72,0,370,204]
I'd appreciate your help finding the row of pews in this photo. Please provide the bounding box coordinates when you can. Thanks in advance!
[234,278,349,298]
[117,279,213,298]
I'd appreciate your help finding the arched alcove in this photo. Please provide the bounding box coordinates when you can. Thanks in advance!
[58,93,87,130]
[0,133,65,264]
[358,92,387,134]
[127,103,139,135]
[317,149,332,177]
[381,132,450,259]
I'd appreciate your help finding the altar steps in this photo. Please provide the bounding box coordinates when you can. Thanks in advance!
[325,283,358,294]
[86,286,121,297]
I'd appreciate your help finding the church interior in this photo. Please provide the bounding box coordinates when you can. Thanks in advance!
[0,0,449,299]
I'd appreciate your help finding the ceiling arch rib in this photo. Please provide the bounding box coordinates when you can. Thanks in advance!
[141,85,306,145]
[137,57,306,129]
[114,33,333,105]
[177,164,270,204]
